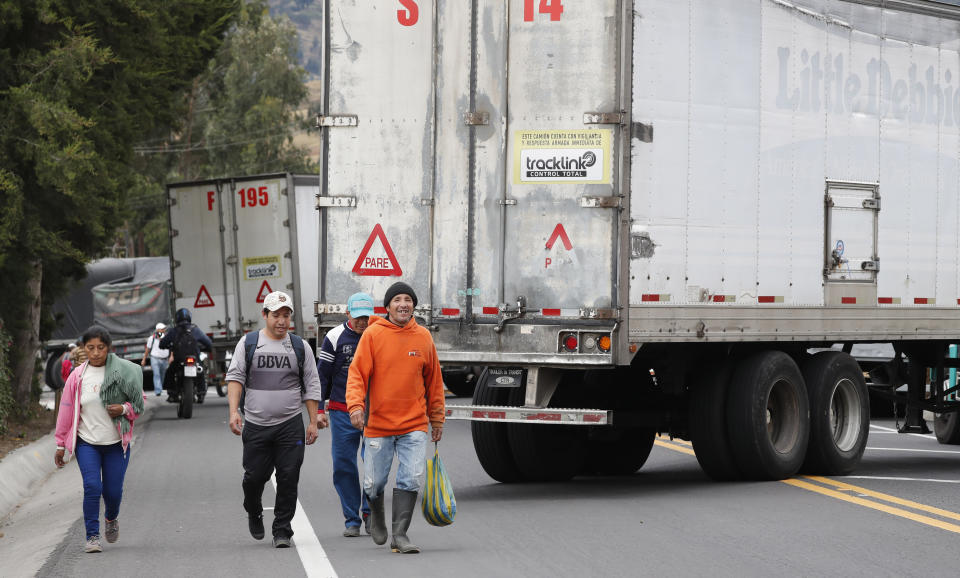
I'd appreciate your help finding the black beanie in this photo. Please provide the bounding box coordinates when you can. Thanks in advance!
[384,281,418,308]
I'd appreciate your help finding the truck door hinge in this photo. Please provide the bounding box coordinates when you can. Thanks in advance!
[463,111,490,126]
[420,198,434,206]
[498,198,517,206]
[861,260,879,271]
[315,195,357,209]
[226,256,238,266]
[583,111,624,125]
[862,197,881,210]
[315,114,358,128]
[580,196,622,209]
[169,229,179,238]
[494,296,527,333]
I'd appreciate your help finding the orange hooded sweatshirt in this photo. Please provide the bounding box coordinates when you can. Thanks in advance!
[345,316,445,437]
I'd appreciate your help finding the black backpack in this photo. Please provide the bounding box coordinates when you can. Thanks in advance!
[173,324,199,363]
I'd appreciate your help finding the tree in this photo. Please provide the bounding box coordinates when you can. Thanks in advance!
[0,0,238,425]
[129,0,316,255]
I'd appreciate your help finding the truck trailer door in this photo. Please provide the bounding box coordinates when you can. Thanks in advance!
[497,0,622,317]
[317,0,434,315]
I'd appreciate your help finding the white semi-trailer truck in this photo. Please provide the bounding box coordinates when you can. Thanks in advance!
[308,0,960,482]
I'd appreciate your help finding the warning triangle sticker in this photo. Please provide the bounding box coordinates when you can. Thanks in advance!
[545,223,573,251]
[194,284,215,308]
[255,280,273,303]
[352,224,403,276]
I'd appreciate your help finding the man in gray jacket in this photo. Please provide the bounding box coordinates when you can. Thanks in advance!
[225,291,324,548]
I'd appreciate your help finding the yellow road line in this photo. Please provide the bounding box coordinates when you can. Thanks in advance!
[652,440,960,533]
[653,439,696,456]
[783,478,960,534]
[804,476,960,522]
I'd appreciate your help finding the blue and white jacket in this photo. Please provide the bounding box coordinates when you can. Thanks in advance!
[317,321,362,413]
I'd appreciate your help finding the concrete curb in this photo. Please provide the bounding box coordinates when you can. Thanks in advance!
[0,395,163,521]
[0,431,59,522]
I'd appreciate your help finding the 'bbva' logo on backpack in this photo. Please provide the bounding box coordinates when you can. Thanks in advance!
[256,355,292,369]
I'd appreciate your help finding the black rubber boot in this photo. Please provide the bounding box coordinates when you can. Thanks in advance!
[368,493,388,545]
[389,488,420,554]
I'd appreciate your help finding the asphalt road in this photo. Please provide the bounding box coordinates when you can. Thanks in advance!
[5,392,960,577]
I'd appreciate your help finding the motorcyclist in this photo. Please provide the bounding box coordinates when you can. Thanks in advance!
[160,308,213,402]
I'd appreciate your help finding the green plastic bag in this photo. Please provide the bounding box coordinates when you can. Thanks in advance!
[422,443,456,526]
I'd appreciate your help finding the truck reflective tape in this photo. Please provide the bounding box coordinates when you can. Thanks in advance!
[482,307,499,315]
[472,410,505,419]
[440,308,460,316]
[841,297,857,304]
[712,295,735,303]
[758,296,784,303]
[914,297,935,305]
[583,413,605,423]
[878,297,893,304]
[542,309,562,316]
[641,294,659,302]
[525,412,562,421]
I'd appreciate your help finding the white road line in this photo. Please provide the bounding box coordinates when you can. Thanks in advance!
[869,424,935,439]
[271,474,338,578]
[866,446,960,454]
[842,475,960,484]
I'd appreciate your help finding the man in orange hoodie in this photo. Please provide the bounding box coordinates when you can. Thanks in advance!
[346,281,445,554]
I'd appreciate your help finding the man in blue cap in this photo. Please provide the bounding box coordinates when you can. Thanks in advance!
[317,292,376,537]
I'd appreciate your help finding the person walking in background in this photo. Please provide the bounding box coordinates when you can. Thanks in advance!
[70,337,87,367]
[346,282,445,554]
[61,343,76,383]
[140,322,170,396]
[54,326,145,554]
[225,291,325,548]
[317,292,375,537]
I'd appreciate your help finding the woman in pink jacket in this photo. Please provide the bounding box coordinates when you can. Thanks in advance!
[54,326,145,554]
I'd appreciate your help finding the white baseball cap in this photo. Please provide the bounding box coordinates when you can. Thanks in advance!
[263,291,294,312]
[155,322,166,330]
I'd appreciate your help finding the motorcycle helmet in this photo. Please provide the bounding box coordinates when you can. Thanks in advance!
[175,308,192,324]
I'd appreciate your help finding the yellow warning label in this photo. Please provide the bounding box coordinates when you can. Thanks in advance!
[243,255,282,280]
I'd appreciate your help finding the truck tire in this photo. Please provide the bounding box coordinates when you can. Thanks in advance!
[507,377,587,482]
[689,360,741,481]
[934,412,960,444]
[726,351,809,480]
[583,427,656,475]
[45,352,66,391]
[800,351,870,474]
[471,369,523,483]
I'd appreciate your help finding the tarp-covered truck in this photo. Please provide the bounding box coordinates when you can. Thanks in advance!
[43,257,172,389]
[312,0,960,482]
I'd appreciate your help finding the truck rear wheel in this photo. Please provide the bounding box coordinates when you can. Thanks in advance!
[471,369,522,483]
[934,412,960,444]
[726,351,809,480]
[801,351,869,474]
[689,360,741,481]
[507,379,586,482]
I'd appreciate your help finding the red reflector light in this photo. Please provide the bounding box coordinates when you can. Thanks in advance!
[563,334,578,352]
[186,357,195,364]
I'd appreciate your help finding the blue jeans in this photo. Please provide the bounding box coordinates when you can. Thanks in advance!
[363,430,428,498]
[330,410,369,527]
[149,356,168,395]
[75,439,130,539]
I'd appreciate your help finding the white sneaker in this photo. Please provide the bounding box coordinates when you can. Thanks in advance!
[85,536,102,553]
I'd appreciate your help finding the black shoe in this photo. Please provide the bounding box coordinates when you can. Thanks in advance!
[248,514,264,540]
[166,394,180,403]
[273,535,291,548]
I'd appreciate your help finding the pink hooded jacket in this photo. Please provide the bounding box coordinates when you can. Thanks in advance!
[55,361,142,457]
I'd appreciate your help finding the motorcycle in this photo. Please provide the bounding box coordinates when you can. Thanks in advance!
[175,352,207,419]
